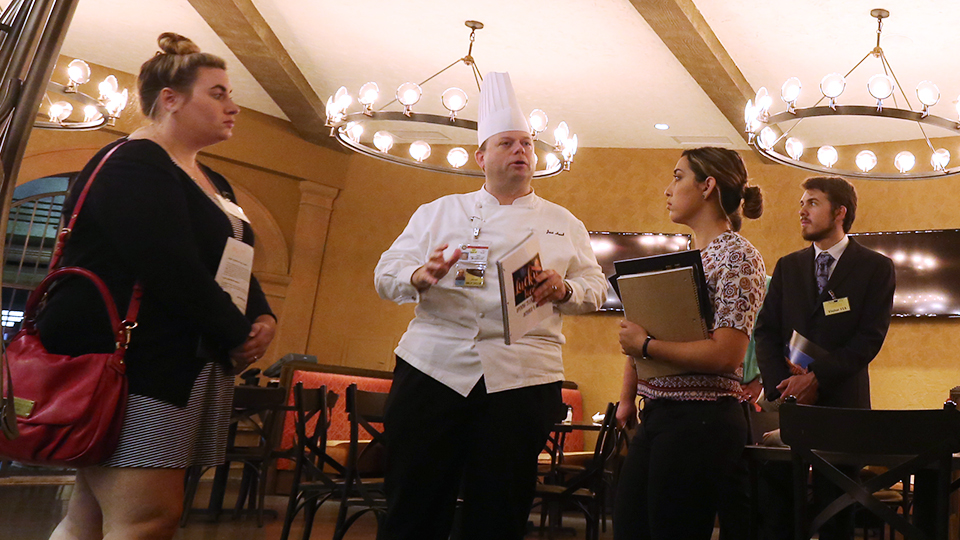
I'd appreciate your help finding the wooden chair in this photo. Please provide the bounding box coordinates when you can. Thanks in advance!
[532,402,621,540]
[779,397,960,540]
[280,383,341,540]
[180,385,287,527]
[332,383,389,540]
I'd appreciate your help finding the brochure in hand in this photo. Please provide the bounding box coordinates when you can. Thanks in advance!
[786,330,828,370]
[497,232,553,345]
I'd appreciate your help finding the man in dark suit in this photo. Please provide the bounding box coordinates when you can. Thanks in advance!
[754,176,896,539]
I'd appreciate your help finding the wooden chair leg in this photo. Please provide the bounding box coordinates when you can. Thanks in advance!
[179,465,202,527]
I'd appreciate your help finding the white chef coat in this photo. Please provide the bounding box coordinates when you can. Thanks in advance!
[374,187,607,396]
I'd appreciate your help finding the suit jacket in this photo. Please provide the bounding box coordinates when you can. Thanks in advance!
[754,238,895,408]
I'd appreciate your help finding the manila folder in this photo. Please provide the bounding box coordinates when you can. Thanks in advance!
[617,267,709,380]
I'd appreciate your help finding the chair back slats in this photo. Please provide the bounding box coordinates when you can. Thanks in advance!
[560,401,621,495]
[280,383,341,540]
[780,401,960,456]
[333,384,389,540]
[779,398,960,540]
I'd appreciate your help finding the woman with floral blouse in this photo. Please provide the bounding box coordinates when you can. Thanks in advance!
[614,147,766,540]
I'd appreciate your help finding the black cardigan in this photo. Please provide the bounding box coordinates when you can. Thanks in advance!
[37,138,274,407]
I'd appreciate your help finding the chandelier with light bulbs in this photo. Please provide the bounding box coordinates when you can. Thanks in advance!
[745,8,960,180]
[35,58,128,130]
[323,21,578,178]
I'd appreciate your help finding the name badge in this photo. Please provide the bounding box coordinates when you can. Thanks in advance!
[454,244,488,287]
[823,297,850,316]
[215,194,250,223]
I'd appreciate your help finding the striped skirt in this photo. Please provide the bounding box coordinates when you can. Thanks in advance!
[101,362,233,468]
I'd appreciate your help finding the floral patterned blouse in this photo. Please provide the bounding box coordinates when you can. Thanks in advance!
[637,231,766,401]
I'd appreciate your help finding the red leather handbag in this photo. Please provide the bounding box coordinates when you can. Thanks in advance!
[0,141,142,467]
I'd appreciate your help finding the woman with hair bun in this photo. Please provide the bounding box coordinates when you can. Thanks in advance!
[613,147,766,540]
[41,32,275,540]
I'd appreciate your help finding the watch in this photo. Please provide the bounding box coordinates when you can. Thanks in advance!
[642,334,654,360]
[559,280,573,303]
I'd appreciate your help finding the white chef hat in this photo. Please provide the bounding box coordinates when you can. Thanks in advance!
[477,72,530,146]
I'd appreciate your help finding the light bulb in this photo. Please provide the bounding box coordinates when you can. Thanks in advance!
[358,82,379,108]
[565,134,578,156]
[554,121,569,146]
[867,74,894,100]
[447,147,469,168]
[744,99,756,125]
[895,151,916,173]
[931,148,950,171]
[855,150,877,173]
[917,81,940,107]
[345,121,363,142]
[105,89,127,116]
[333,86,351,113]
[98,75,118,100]
[409,141,431,162]
[545,153,560,170]
[820,73,845,99]
[396,82,422,107]
[48,101,72,122]
[785,137,804,160]
[83,105,101,122]
[529,109,548,134]
[441,87,467,113]
[781,77,802,104]
[817,145,838,167]
[325,96,338,122]
[66,59,90,85]
[373,131,393,153]
[754,87,772,114]
[758,127,777,150]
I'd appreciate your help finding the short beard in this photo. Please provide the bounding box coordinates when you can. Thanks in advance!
[801,226,832,242]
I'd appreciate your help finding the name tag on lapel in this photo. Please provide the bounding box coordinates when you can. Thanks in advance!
[823,297,850,316]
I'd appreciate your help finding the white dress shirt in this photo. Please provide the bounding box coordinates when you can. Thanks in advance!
[813,234,849,281]
[375,187,607,396]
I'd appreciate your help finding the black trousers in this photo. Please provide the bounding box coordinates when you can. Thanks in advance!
[613,397,747,540]
[380,357,563,540]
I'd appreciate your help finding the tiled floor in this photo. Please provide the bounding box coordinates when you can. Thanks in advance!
[1,473,620,540]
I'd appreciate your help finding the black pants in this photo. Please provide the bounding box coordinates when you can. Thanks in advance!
[613,397,747,540]
[380,357,563,540]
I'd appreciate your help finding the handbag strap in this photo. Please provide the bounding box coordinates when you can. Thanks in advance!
[51,140,127,269]
[44,139,142,345]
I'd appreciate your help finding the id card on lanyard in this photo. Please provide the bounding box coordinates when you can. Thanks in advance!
[454,206,488,287]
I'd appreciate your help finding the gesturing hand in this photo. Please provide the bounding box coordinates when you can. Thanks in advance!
[411,243,462,292]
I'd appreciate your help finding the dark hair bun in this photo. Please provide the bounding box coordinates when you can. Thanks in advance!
[157,32,200,55]
[742,184,763,219]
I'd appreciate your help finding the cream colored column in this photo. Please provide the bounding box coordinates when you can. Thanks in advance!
[270,180,338,356]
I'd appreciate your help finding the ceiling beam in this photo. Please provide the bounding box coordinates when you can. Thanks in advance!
[629,0,754,141]
[188,0,345,152]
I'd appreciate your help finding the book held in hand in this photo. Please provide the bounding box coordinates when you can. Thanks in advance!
[614,251,710,380]
[497,232,553,345]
